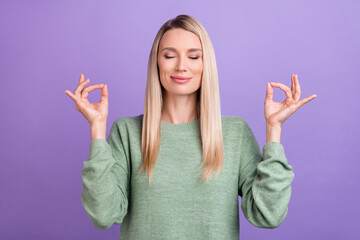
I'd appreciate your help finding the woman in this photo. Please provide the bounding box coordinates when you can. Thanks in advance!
[65,15,317,239]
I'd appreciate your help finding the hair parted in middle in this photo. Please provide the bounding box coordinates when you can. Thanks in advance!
[138,14,224,186]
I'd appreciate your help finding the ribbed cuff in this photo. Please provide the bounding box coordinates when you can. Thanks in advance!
[88,139,110,160]
[263,142,287,163]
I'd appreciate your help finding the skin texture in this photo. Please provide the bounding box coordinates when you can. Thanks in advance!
[64,74,109,140]
[64,30,317,143]
[157,28,203,124]
[265,74,317,143]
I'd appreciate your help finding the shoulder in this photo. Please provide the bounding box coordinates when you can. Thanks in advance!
[221,115,250,131]
[114,114,143,125]
[111,114,143,132]
[221,115,256,141]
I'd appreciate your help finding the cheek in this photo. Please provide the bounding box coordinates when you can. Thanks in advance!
[193,61,203,75]
[192,62,203,86]
[158,60,173,74]
[157,58,163,73]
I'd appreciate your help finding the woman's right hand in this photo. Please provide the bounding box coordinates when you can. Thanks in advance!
[65,73,109,126]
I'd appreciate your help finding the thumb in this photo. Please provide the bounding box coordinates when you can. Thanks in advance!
[100,84,109,104]
[265,82,273,102]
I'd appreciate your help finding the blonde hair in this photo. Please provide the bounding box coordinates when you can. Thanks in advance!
[138,14,224,185]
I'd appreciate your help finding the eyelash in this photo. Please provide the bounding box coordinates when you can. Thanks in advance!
[164,55,199,60]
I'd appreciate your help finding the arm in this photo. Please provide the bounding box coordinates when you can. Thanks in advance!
[81,120,130,229]
[238,120,295,228]
[266,123,281,143]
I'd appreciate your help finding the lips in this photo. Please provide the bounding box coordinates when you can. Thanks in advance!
[171,76,191,80]
[171,76,191,84]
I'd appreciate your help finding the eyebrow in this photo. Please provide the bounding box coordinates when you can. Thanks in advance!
[160,47,202,53]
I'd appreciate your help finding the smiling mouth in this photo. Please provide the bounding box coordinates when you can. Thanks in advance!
[171,76,191,84]
[171,76,192,80]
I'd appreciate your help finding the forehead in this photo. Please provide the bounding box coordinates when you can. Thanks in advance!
[159,28,202,51]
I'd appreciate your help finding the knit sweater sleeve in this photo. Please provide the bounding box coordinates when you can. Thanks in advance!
[238,119,295,228]
[81,119,130,230]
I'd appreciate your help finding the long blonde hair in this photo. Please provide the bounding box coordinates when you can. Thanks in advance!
[138,14,224,185]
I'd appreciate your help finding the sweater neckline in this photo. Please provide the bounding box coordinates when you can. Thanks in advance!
[161,118,200,134]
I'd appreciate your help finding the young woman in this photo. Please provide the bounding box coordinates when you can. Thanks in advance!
[65,15,317,239]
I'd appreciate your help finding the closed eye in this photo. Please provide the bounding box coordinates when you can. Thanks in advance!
[164,55,200,60]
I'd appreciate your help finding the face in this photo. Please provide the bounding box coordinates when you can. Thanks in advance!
[157,28,203,97]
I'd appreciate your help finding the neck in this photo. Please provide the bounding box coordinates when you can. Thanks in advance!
[161,91,199,124]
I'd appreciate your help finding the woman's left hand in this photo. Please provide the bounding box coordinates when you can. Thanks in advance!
[264,74,317,127]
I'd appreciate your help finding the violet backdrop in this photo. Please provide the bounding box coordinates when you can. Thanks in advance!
[0,0,359,239]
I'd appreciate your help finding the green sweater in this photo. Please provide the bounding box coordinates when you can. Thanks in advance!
[81,114,294,239]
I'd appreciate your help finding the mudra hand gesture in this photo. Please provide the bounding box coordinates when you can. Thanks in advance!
[264,74,317,127]
[64,73,109,126]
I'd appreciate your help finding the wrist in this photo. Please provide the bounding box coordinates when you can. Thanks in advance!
[266,123,281,143]
[91,122,107,140]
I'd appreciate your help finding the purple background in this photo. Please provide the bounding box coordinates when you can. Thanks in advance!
[0,0,359,239]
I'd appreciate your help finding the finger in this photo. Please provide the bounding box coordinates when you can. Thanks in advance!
[81,84,104,99]
[74,78,90,98]
[296,94,317,108]
[100,84,109,104]
[270,82,293,98]
[265,82,273,102]
[79,73,85,84]
[65,89,82,106]
[294,74,301,101]
[291,74,295,96]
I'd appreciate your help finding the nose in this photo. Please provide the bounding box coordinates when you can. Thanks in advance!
[175,55,187,72]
